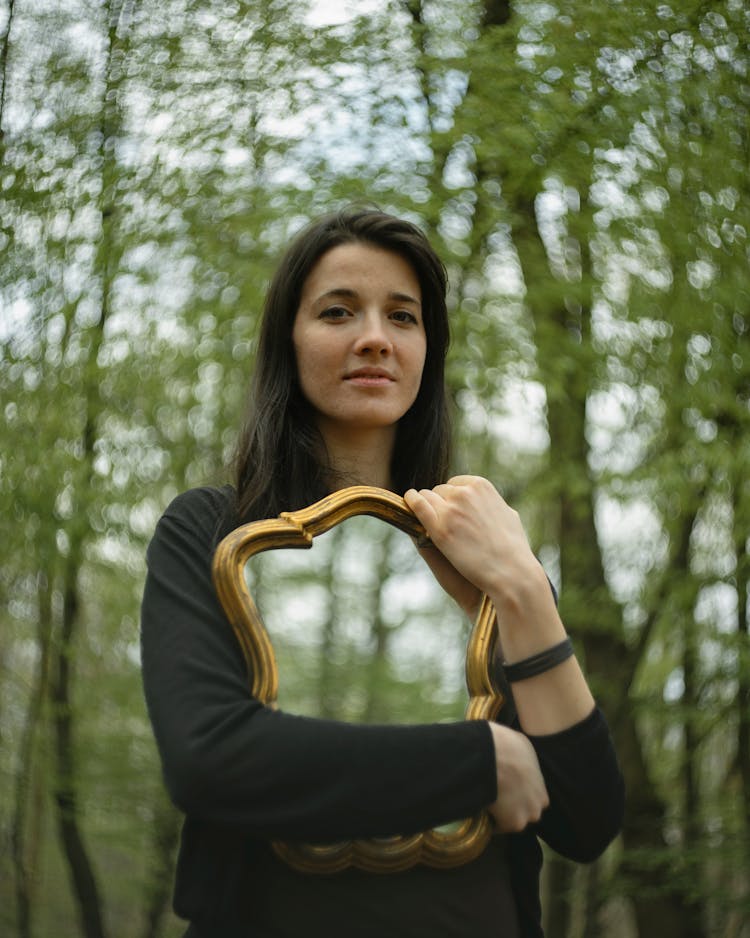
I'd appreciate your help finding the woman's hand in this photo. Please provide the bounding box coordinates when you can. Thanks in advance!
[413,542,483,621]
[404,476,537,600]
[407,476,596,737]
[487,722,549,832]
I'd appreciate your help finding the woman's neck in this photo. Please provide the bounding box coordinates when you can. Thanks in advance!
[317,423,396,491]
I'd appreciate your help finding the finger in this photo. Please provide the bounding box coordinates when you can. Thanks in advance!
[430,482,458,500]
[404,487,442,527]
[406,487,448,509]
[445,475,507,505]
[426,481,485,522]
[444,474,481,486]
[432,478,488,506]
[407,488,460,544]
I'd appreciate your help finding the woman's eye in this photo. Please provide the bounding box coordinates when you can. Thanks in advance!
[391,310,418,325]
[319,306,350,320]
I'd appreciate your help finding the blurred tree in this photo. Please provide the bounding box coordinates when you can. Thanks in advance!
[428,1,749,935]
[1,0,748,936]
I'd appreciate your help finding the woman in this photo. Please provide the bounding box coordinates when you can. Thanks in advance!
[141,207,624,937]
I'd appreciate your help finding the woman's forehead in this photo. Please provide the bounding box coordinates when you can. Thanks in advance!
[299,242,422,305]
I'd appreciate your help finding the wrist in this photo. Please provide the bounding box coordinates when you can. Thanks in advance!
[488,563,566,662]
[488,559,554,622]
[503,637,574,682]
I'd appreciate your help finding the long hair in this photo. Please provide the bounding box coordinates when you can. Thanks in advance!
[232,207,451,523]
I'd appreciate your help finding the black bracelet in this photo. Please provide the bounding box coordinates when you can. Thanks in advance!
[503,637,574,683]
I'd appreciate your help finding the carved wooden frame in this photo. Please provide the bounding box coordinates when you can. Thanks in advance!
[212,485,504,873]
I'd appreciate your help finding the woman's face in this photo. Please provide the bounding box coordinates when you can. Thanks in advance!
[292,241,427,443]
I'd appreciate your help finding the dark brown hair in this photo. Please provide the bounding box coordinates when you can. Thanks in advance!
[232,206,451,523]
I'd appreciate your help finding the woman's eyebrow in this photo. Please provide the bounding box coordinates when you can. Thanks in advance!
[314,288,421,306]
[389,291,421,306]
[314,288,358,303]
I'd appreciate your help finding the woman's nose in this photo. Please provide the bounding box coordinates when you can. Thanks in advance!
[353,313,393,355]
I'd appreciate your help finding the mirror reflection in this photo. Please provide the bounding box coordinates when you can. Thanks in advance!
[244,515,471,725]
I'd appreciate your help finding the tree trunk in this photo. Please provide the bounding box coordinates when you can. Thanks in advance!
[731,430,750,871]
[139,796,181,938]
[0,0,14,141]
[683,602,704,920]
[361,526,392,724]
[512,190,708,938]
[11,570,53,938]
[319,524,344,719]
[51,530,108,938]
[543,853,574,938]
[581,860,602,938]
[48,1,131,932]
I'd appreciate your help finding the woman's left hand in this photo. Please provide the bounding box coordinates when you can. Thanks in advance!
[407,476,597,737]
[404,475,537,603]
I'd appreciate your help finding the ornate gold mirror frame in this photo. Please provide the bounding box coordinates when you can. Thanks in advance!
[212,485,504,873]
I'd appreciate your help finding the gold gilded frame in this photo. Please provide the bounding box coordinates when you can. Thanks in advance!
[212,485,503,873]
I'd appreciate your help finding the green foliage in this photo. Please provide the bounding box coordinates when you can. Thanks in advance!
[1,0,748,935]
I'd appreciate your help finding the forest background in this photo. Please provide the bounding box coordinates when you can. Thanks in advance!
[1,0,748,936]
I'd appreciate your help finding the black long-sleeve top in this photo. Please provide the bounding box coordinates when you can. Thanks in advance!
[141,486,624,937]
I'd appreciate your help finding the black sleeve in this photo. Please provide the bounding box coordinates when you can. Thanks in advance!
[527,706,624,862]
[140,487,497,844]
[490,604,624,863]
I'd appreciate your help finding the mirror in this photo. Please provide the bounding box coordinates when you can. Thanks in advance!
[212,486,504,873]
[244,515,471,725]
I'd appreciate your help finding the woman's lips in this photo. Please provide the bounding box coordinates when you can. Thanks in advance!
[344,369,395,386]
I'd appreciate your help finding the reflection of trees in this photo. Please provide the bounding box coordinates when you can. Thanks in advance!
[247,518,469,727]
[359,523,396,725]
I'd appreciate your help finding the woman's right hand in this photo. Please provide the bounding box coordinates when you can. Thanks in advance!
[487,723,549,832]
